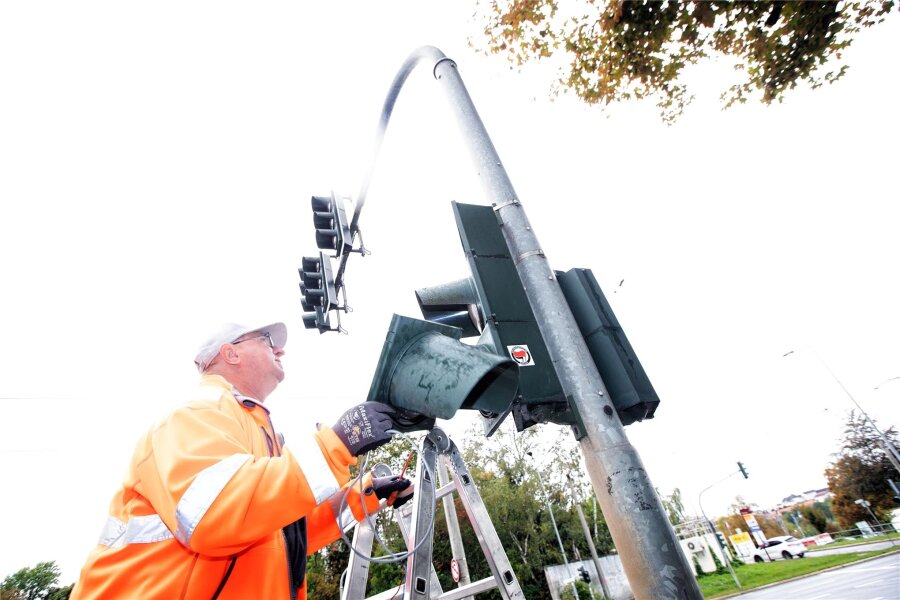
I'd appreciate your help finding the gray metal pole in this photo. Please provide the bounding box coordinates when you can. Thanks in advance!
[785,350,900,474]
[776,514,790,536]
[792,512,805,538]
[567,476,612,599]
[533,469,580,600]
[698,487,741,590]
[427,48,702,599]
[437,457,474,598]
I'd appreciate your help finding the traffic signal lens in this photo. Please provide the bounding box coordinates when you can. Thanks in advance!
[302,313,320,330]
[311,196,332,212]
[301,256,320,271]
[315,229,338,250]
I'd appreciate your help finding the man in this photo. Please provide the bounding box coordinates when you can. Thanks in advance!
[72,321,411,599]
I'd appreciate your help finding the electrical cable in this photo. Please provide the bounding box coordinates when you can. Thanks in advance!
[336,429,438,565]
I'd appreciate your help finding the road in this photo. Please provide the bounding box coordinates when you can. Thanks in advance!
[732,552,900,599]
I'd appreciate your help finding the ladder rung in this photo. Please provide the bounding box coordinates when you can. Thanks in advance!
[437,577,498,599]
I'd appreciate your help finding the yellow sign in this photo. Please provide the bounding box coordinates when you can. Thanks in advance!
[730,531,751,544]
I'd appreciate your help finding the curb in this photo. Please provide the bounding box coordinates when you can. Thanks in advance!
[713,547,900,599]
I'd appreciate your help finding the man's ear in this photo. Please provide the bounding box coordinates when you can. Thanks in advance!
[221,344,241,366]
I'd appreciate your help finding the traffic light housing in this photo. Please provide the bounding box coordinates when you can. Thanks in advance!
[415,277,482,337]
[416,201,660,436]
[367,314,520,431]
[311,193,352,257]
[738,461,749,479]
[578,566,591,584]
[298,252,337,333]
[556,268,660,426]
[416,202,574,436]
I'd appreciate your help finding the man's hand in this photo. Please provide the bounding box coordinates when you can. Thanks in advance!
[366,475,414,509]
[332,402,397,456]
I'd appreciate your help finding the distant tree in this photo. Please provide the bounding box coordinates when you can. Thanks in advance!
[560,579,594,600]
[709,545,727,575]
[306,422,613,599]
[824,411,899,528]
[661,487,687,526]
[45,586,71,600]
[800,505,829,534]
[717,497,785,540]
[1,562,63,600]
[814,499,835,522]
[473,0,896,123]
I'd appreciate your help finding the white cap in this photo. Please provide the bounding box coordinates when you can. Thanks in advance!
[194,322,287,373]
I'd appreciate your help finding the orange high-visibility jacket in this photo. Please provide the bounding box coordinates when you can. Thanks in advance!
[71,374,380,600]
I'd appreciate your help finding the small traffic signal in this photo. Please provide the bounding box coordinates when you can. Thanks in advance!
[311,193,352,257]
[738,461,749,479]
[578,566,591,584]
[298,252,337,333]
[367,314,520,431]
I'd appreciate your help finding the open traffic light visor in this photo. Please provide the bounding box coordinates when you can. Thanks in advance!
[367,315,520,430]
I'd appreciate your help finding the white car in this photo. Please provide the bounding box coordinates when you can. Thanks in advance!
[751,536,807,562]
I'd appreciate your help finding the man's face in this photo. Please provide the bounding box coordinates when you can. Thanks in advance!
[232,331,286,390]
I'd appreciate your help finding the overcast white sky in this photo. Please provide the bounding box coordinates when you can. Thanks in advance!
[1,2,898,586]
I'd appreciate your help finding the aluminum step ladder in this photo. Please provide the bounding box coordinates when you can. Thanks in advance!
[341,427,525,600]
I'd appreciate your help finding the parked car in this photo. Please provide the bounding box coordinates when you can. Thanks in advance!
[752,536,807,562]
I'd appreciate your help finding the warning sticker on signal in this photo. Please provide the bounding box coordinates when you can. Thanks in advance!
[507,344,534,366]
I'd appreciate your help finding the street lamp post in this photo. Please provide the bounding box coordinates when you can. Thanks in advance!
[853,499,880,531]
[529,453,580,600]
[697,474,742,589]
[566,475,612,599]
[873,377,900,473]
[792,512,804,538]
[783,349,900,475]
[874,376,900,390]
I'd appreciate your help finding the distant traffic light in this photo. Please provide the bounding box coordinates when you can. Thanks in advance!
[578,566,591,584]
[298,252,337,333]
[367,314,520,431]
[311,193,352,257]
[738,461,749,479]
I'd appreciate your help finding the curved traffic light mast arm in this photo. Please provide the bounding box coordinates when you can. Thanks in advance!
[351,46,702,598]
[334,47,447,290]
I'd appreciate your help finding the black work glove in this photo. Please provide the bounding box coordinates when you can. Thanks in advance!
[332,402,397,456]
[366,475,414,509]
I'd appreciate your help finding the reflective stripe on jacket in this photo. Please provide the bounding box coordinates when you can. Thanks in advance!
[71,374,380,600]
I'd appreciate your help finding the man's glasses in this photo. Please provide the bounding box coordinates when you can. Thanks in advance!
[233,332,275,349]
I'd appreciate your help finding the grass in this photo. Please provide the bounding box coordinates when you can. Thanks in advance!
[697,548,898,598]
